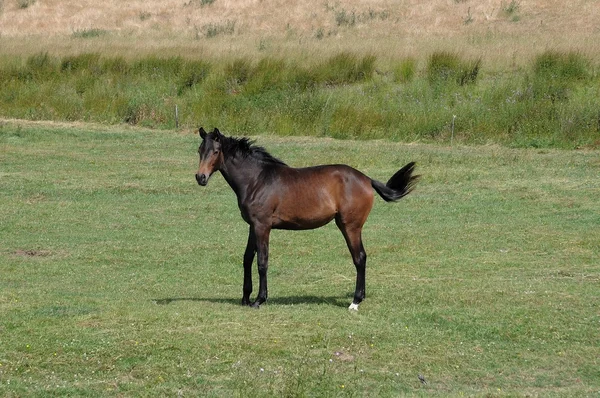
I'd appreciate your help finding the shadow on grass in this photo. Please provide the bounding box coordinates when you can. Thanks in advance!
[152,295,350,308]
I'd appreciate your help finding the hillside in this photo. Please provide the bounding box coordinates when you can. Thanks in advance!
[1,0,599,66]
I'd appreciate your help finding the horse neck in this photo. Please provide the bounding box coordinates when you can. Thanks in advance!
[219,154,265,200]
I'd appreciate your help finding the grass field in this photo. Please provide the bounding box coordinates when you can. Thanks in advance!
[1,120,598,396]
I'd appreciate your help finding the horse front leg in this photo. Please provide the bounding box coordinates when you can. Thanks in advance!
[251,224,271,308]
[242,226,256,306]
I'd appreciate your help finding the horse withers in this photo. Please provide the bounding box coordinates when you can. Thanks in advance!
[195,127,419,311]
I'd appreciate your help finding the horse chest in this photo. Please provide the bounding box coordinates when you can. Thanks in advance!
[237,193,275,225]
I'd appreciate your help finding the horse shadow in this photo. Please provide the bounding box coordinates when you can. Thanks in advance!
[153,294,351,308]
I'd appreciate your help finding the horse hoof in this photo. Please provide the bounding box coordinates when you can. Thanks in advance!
[250,302,261,309]
[348,303,359,311]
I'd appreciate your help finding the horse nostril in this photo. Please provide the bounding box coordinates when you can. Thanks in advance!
[196,173,207,186]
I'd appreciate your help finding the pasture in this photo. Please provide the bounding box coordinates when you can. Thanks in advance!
[1,120,598,396]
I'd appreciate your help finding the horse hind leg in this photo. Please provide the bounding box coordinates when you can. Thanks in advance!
[335,216,367,311]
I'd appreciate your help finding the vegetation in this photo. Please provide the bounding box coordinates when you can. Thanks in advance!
[1,2,598,395]
[426,51,480,86]
[71,29,109,39]
[1,121,598,396]
[0,50,598,148]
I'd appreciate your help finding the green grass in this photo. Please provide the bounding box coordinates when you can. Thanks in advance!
[426,51,481,86]
[1,120,599,396]
[0,51,598,148]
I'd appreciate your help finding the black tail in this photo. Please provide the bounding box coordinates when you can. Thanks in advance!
[371,162,419,202]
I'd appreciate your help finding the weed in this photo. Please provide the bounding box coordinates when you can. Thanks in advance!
[501,0,521,21]
[185,0,215,5]
[335,9,356,27]
[203,20,236,38]
[71,28,108,39]
[139,11,151,21]
[16,0,35,9]
[315,28,324,40]
[331,6,389,27]
[502,0,520,15]
[464,7,473,25]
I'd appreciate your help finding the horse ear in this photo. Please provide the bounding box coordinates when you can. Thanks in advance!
[213,128,222,141]
[199,127,207,139]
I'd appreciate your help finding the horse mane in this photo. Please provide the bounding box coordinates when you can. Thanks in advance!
[222,135,287,166]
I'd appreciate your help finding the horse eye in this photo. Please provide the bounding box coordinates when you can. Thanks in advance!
[213,150,220,155]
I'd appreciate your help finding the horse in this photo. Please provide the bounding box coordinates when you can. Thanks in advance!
[195,127,419,311]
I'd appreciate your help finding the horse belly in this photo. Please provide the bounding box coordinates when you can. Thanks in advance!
[271,186,337,230]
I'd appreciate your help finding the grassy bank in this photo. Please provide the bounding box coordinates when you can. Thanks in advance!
[1,50,599,148]
[1,121,599,396]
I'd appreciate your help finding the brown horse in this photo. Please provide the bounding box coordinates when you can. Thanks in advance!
[195,127,419,310]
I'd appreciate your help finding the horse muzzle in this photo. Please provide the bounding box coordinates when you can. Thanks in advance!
[195,173,208,186]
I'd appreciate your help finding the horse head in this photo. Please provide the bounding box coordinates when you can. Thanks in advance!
[196,127,224,186]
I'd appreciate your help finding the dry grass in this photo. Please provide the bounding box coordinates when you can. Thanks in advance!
[1,0,599,68]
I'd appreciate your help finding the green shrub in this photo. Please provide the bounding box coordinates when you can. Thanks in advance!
[244,58,288,94]
[61,53,102,74]
[177,60,212,95]
[122,91,169,127]
[427,51,480,85]
[22,52,58,81]
[224,58,252,86]
[102,56,130,75]
[314,52,376,85]
[132,56,185,78]
[531,51,590,103]
[393,58,417,83]
[533,51,589,81]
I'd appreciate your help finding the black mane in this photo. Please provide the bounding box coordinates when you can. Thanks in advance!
[222,135,287,166]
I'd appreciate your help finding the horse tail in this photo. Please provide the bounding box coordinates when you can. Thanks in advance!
[371,162,419,202]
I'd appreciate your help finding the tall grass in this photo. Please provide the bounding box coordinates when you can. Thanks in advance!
[427,51,481,86]
[0,50,598,148]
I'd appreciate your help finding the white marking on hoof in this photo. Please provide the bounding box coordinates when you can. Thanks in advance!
[348,303,359,311]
